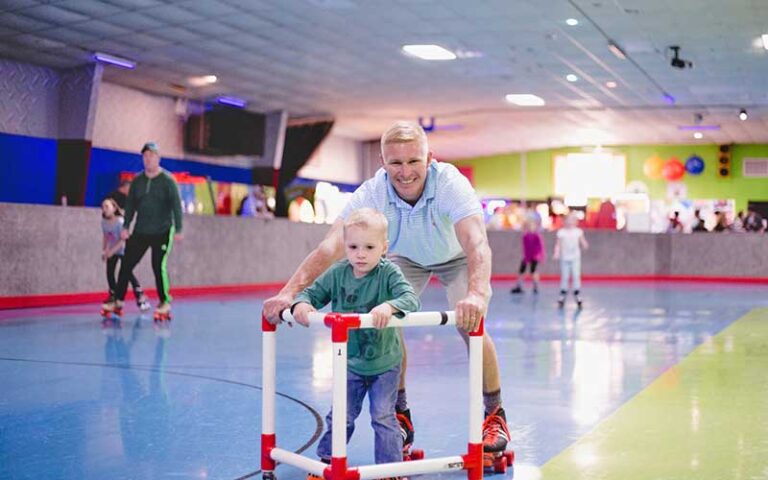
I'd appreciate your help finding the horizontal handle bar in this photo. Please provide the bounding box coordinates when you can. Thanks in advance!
[357,456,466,479]
[270,448,327,476]
[280,310,456,329]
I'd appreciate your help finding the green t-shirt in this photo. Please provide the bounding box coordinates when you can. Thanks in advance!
[124,169,183,235]
[293,258,420,376]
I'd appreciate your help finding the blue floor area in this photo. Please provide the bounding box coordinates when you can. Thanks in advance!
[1,281,767,480]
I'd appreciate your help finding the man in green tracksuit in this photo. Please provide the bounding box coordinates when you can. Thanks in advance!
[103,142,183,317]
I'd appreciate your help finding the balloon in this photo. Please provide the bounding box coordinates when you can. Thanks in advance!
[685,155,705,175]
[662,157,685,181]
[643,155,664,179]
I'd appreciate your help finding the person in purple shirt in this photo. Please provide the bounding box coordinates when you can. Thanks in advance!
[510,219,545,294]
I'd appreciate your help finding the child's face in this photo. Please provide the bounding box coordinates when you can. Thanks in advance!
[565,214,577,227]
[102,200,116,217]
[344,225,387,276]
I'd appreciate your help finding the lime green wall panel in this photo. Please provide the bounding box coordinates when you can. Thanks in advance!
[455,144,768,211]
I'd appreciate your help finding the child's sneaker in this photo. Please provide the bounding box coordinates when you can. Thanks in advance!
[509,285,523,294]
[482,406,511,455]
[396,408,415,448]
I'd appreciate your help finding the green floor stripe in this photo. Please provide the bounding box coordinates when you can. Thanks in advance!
[540,308,768,480]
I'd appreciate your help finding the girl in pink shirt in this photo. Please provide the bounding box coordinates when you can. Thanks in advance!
[510,220,545,294]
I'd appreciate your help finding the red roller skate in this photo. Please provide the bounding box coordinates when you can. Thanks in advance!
[397,409,424,461]
[482,407,515,474]
[100,299,123,319]
[153,302,172,322]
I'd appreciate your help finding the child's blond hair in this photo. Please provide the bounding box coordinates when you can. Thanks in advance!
[343,208,388,240]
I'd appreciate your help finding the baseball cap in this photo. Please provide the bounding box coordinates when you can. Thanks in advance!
[141,142,159,154]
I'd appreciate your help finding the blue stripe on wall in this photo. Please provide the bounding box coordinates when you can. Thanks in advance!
[85,148,253,207]
[0,132,57,204]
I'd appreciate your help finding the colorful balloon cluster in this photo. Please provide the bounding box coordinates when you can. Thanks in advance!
[643,154,705,181]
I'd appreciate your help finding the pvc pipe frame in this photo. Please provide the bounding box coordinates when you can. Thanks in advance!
[262,310,485,480]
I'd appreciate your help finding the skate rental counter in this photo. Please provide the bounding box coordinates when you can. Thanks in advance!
[1,202,766,307]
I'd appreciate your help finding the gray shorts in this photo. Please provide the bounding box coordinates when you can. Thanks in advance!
[389,254,484,308]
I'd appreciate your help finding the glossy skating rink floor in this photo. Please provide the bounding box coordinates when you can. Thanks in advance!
[1,281,767,480]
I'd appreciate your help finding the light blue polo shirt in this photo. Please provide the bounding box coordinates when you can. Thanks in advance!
[340,160,482,267]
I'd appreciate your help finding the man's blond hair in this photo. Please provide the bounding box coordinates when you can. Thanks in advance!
[380,121,428,158]
[343,208,388,240]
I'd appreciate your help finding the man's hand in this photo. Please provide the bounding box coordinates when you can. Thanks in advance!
[370,303,395,329]
[292,302,316,327]
[263,293,295,325]
[454,293,486,332]
[120,230,130,241]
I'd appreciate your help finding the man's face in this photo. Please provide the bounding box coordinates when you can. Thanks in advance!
[381,140,430,203]
[142,150,160,173]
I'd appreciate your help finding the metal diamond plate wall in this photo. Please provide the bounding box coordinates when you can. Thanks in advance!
[59,64,102,140]
[0,58,60,138]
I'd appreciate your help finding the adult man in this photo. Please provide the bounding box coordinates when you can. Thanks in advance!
[102,142,183,318]
[264,121,509,459]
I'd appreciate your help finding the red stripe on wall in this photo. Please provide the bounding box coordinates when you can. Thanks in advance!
[1,276,766,310]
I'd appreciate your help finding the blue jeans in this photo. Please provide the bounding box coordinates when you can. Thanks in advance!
[560,258,582,291]
[317,365,402,464]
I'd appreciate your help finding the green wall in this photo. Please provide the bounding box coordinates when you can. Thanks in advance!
[453,144,768,211]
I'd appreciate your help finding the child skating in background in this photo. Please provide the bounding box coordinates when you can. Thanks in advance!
[101,198,150,313]
[510,219,545,294]
[291,208,420,479]
[553,212,589,308]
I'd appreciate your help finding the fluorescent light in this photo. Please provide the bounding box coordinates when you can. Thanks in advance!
[217,96,246,108]
[678,125,720,131]
[693,132,703,139]
[763,34,768,50]
[505,94,545,106]
[606,81,617,88]
[607,40,626,60]
[402,44,456,60]
[93,52,135,69]
[566,74,578,82]
[188,75,218,87]
[566,18,579,26]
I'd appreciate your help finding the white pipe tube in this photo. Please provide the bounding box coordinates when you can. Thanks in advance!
[262,331,276,435]
[332,341,347,458]
[469,334,483,444]
[357,456,466,479]
[271,448,327,476]
[280,310,456,329]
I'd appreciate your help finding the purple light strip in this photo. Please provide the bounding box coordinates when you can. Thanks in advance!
[217,96,247,108]
[93,53,135,69]
[677,125,721,131]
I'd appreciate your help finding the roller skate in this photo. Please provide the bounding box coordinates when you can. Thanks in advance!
[532,282,539,294]
[482,407,514,474]
[398,409,423,461]
[557,290,566,308]
[100,298,123,319]
[153,302,172,322]
[509,285,523,294]
[574,291,583,309]
[136,292,151,312]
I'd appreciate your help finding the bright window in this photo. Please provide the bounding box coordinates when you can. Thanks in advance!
[554,153,626,206]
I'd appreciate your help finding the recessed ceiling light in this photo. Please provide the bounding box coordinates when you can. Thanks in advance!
[402,44,456,61]
[566,74,579,82]
[739,109,748,121]
[693,132,703,139]
[566,18,579,26]
[505,94,546,106]
[188,75,218,87]
[606,81,617,88]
